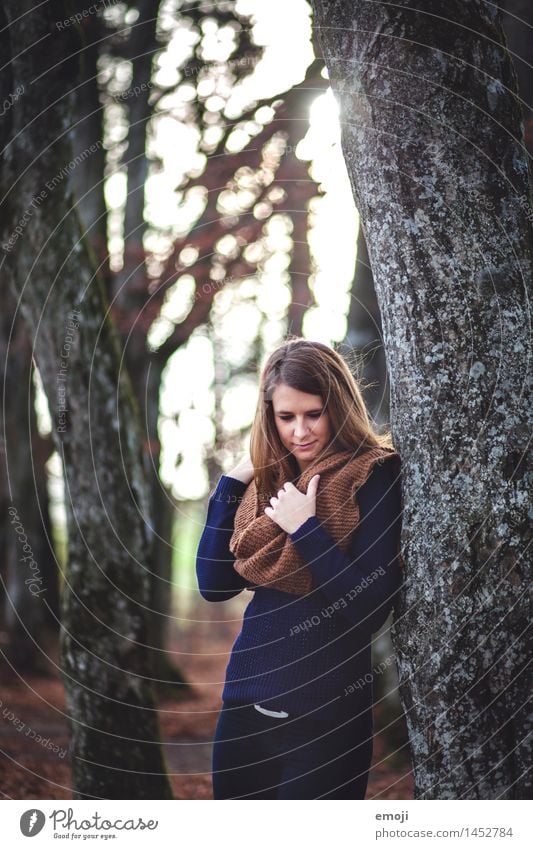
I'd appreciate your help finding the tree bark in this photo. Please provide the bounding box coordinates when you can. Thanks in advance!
[1,283,60,673]
[343,225,389,425]
[69,11,110,288]
[112,0,159,318]
[312,0,532,799]
[2,334,59,674]
[501,0,533,155]
[0,1,172,799]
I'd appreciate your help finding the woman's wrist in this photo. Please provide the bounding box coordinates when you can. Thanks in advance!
[226,471,251,484]
[288,514,316,536]
[227,454,254,485]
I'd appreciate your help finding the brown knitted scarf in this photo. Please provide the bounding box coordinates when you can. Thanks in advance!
[229,445,401,596]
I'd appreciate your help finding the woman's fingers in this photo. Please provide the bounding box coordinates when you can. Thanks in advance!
[306,474,320,497]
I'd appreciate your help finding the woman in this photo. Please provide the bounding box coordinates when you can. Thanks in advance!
[196,338,404,799]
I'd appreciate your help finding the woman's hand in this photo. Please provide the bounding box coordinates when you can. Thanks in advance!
[227,453,254,485]
[264,475,320,534]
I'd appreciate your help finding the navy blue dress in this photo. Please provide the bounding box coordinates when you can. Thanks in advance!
[195,459,403,799]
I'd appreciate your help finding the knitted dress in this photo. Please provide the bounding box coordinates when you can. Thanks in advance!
[195,456,403,725]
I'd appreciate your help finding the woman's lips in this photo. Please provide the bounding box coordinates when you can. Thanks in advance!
[294,441,316,450]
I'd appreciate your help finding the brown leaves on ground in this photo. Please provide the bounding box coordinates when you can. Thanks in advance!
[0,601,413,799]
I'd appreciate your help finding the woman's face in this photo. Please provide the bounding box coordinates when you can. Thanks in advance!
[271,383,332,473]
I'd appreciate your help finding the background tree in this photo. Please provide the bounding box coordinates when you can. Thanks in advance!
[0,1,325,690]
[0,286,59,674]
[58,1,326,690]
[312,0,532,799]
[0,1,172,799]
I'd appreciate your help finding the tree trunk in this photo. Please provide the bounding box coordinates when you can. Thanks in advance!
[501,0,533,155]
[144,356,192,697]
[108,0,191,692]
[312,0,532,799]
[0,288,60,674]
[69,12,110,289]
[112,0,159,319]
[343,225,389,425]
[0,1,172,799]
[2,342,59,674]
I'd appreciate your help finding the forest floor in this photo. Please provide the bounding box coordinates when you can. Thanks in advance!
[0,600,413,800]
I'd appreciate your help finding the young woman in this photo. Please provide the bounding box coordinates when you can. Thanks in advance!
[196,338,404,799]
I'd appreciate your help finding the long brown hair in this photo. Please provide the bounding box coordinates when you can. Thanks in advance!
[250,337,394,499]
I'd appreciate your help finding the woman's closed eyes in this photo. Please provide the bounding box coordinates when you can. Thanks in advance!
[278,412,323,421]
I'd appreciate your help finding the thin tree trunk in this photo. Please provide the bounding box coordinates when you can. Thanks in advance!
[3,345,59,674]
[1,2,172,799]
[70,12,110,288]
[343,225,389,426]
[144,356,192,696]
[312,0,532,799]
[108,1,193,692]
[1,298,59,674]
[112,0,159,318]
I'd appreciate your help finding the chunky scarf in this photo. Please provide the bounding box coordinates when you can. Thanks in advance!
[229,445,401,596]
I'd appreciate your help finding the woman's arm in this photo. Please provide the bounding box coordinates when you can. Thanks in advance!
[195,475,253,602]
[289,459,403,633]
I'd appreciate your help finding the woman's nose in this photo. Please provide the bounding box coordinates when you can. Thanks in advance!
[293,419,310,437]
